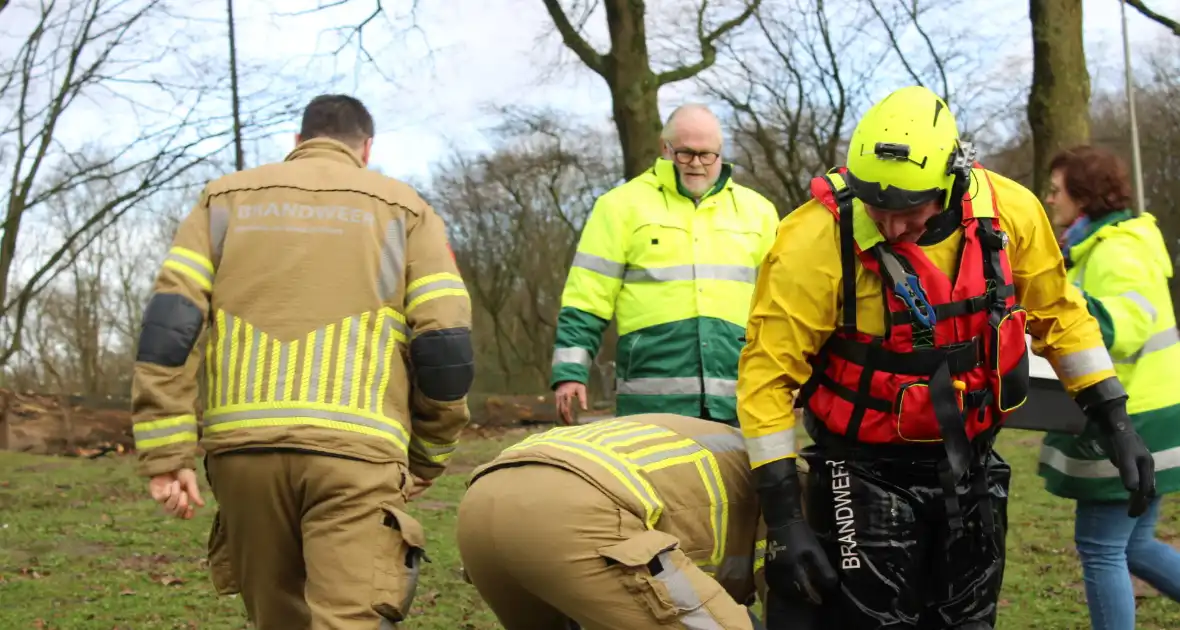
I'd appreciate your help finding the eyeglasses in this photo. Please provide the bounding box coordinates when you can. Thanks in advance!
[669,146,720,166]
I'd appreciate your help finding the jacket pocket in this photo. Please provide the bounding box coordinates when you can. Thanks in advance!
[893,380,956,443]
[991,306,1030,413]
[596,529,723,623]
[207,509,240,595]
[370,503,428,624]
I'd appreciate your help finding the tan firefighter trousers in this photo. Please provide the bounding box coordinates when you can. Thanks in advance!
[457,463,756,630]
[205,451,426,630]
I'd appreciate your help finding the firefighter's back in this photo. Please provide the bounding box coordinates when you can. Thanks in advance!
[196,137,440,464]
[457,413,764,630]
[131,94,472,630]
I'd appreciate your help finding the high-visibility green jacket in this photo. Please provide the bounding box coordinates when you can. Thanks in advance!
[550,158,780,422]
[1039,210,1180,501]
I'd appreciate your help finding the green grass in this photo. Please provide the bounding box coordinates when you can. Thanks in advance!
[0,428,1176,629]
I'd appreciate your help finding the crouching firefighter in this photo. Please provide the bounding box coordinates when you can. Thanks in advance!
[735,85,1157,630]
[457,413,786,630]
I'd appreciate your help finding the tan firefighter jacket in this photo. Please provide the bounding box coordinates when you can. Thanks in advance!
[469,413,768,605]
[130,138,473,481]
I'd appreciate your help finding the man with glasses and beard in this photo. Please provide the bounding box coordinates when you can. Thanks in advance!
[551,103,781,427]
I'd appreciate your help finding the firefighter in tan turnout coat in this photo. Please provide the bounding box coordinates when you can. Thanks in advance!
[457,413,771,630]
[130,94,474,629]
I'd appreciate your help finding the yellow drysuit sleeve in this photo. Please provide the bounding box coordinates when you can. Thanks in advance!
[403,205,475,481]
[130,187,215,477]
[990,172,1116,393]
[737,203,839,468]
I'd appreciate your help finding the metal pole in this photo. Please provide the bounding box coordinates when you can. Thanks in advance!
[1120,0,1146,216]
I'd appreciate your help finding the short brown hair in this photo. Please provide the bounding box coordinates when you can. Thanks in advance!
[1047,145,1132,218]
[299,94,375,146]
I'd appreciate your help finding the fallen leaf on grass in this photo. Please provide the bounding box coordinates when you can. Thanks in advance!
[120,588,135,596]
[155,575,185,586]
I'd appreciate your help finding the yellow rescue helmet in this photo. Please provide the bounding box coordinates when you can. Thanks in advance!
[845,85,967,211]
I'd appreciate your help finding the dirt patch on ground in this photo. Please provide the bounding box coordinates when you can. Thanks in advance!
[0,389,133,457]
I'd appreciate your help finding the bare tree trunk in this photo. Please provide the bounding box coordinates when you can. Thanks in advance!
[540,0,761,179]
[1028,0,1091,205]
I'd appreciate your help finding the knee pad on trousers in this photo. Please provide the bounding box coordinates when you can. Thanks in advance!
[953,622,992,630]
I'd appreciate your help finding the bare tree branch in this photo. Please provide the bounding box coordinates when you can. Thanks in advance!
[1126,0,1180,37]
[540,0,607,77]
[657,0,762,85]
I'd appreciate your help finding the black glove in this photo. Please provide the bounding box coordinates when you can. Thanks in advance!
[1076,378,1156,517]
[756,458,838,606]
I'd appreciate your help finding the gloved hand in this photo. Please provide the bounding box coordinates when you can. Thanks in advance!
[1077,378,1156,517]
[756,458,838,606]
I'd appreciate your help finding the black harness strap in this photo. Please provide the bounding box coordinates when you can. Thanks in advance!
[889,284,1015,327]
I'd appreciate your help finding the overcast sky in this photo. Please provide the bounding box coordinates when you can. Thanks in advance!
[218,0,1180,183]
[6,0,1180,185]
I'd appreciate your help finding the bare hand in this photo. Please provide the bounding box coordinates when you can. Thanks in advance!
[406,474,433,501]
[554,381,587,425]
[148,468,205,520]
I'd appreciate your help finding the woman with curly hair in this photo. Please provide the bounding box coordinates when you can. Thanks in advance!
[1039,144,1180,630]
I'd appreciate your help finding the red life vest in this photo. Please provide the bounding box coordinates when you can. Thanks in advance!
[798,166,1031,466]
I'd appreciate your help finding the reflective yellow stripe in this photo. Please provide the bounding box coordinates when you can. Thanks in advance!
[506,419,730,568]
[134,414,198,450]
[754,539,767,574]
[410,434,457,464]
[204,403,409,450]
[163,246,214,292]
[205,307,411,447]
[406,272,468,313]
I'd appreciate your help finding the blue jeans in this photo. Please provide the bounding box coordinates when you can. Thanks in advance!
[1074,498,1180,630]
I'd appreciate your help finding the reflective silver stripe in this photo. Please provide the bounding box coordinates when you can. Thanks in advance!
[1120,291,1157,322]
[370,315,395,413]
[617,377,699,396]
[596,424,668,445]
[340,317,362,406]
[407,278,466,303]
[630,443,703,466]
[615,376,737,397]
[552,346,592,368]
[1115,327,1180,365]
[275,344,290,402]
[745,430,796,464]
[209,203,229,265]
[409,434,457,463]
[704,377,736,398]
[572,251,625,279]
[651,551,726,630]
[623,264,755,284]
[1040,444,1180,478]
[379,217,406,302]
[694,429,746,454]
[204,406,409,445]
[308,325,326,402]
[245,326,262,402]
[133,415,198,443]
[1054,346,1115,380]
[219,313,236,406]
[164,250,213,286]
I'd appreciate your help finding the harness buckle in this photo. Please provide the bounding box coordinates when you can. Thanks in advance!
[894,275,938,329]
[878,249,938,330]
